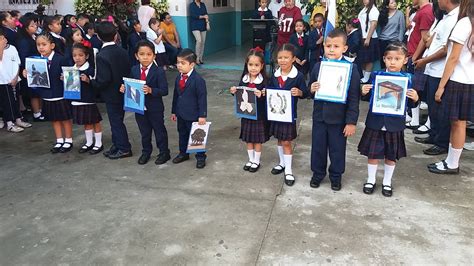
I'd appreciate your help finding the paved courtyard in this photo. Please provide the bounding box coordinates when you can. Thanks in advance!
[0,55,473,264]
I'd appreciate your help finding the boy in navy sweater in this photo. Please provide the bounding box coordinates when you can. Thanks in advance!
[308,29,360,191]
[171,49,208,169]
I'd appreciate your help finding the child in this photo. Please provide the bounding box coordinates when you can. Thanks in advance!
[127,19,146,66]
[229,48,269,172]
[60,14,76,38]
[84,22,103,50]
[171,49,208,169]
[9,10,21,28]
[0,28,32,132]
[64,28,84,65]
[308,29,360,191]
[429,0,473,175]
[0,11,17,47]
[69,43,104,155]
[276,0,303,47]
[358,42,419,197]
[146,18,168,68]
[90,21,132,159]
[75,13,90,39]
[23,33,73,153]
[289,19,308,75]
[307,13,324,73]
[251,0,273,50]
[269,43,308,186]
[345,17,363,77]
[357,0,380,83]
[120,40,170,165]
[43,15,65,55]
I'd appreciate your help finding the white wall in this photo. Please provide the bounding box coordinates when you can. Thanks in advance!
[0,0,74,15]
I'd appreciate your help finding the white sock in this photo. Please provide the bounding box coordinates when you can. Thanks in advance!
[283,154,293,175]
[85,129,94,146]
[367,164,378,184]
[446,145,462,169]
[277,146,285,167]
[405,113,412,122]
[254,151,261,164]
[383,164,395,186]
[33,112,42,118]
[247,149,255,163]
[424,117,431,129]
[57,138,64,144]
[410,107,420,125]
[65,138,73,143]
[7,121,14,128]
[94,132,103,147]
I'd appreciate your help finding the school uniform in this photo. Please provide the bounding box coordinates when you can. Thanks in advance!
[127,31,146,66]
[0,45,22,122]
[87,34,103,51]
[1,26,17,48]
[36,51,72,121]
[307,27,323,73]
[171,69,207,159]
[309,59,360,184]
[238,74,269,143]
[251,7,274,49]
[130,63,170,156]
[51,32,66,55]
[289,32,309,74]
[71,62,102,125]
[345,29,363,77]
[90,41,132,152]
[17,35,40,98]
[268,66,308,141]
[358,71,418,161]
[357,6,380,64]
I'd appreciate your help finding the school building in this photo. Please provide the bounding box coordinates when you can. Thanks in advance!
[1,0,307,55]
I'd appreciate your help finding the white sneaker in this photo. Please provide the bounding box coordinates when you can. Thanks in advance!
[7,125,24,133]
[16,120,32,128]
[405,114,412,122]
[464,142,474,151]
[0,118,4,129]
[420,101,428,110]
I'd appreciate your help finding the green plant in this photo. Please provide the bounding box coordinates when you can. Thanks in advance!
[74,0,107,18]
[149,0,169,15]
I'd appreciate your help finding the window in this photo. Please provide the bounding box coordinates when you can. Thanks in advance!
[213,0,228,7]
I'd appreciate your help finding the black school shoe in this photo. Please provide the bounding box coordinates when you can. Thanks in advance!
[363,183,376,194]
[284,174,295,186]
[382,185,393,197]
[196,160,206,169]
[59,142,73,153]
[50,143,63,154]
[423,145,448,155]
[310,178,321,188]
[108,150,133,160]
[79,144,93,153]
[172,153,190,164]
[428,160,459,175]
[331,182,342,191]
[271,165,285,175]
[138,153,151,165]
[103,145,117,157]
[414,136,435,144]
[89,145,104,155]
[243,162,252,171]
[249,163,260,173]
[155,153,171,165]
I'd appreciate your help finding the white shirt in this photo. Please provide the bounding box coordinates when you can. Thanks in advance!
[242,73,264,84]
[138,5,155,32]
[274,65,298,81]
[181,68,194,83]
[447,17,474,84]
[424,6,460,78]
[102,41,115,48]
[0,45,20,84]
[146,28,166,54]
[358,6,380,39]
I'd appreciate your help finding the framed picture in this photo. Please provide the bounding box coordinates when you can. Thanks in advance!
[62,67,81,100]
[25,57,50,88]
[234,86,258,120]
[266,87,294,123]
[372,75,409,117]
[314,60,353,103]
[187,122,212,153]
[123,77,145,115]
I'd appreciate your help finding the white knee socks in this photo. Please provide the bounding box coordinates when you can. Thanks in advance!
[410,106,420,126]
[383,164,395,186]
[254,151,261,164]
[367,164,378,184]
[94,132,103,147]
[247,149,254,163]
[277,146,285,167]
[446,145,462,169]
[85,129,93,146]
[283,154,293,175]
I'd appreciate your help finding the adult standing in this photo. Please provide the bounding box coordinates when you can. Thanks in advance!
[137,0,156,32]
[378,0,405,69]
[160,12,181,66]
[358,0,380,83]
[190,0,209,65]
[277,0,302,47]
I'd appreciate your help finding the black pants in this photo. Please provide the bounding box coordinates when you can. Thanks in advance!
[105,103,131,152]
[177,116,206,160]
[426,76,450,149]
[0,84,21,122]
[135,110,169,156]
[379,39,393,70]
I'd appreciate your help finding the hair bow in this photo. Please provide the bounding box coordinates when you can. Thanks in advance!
[251,46,264,53]
[352,18,360,24]
[108,16,114,23]
[82,40,92,48]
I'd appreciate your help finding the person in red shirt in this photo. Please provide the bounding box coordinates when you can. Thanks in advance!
[408,0,434,59]
[277,0,303,47]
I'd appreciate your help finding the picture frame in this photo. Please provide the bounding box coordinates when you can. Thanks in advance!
[25,57,50,89]
[371,75,409,117]
[234,86,258,120]
[187,122,212,153]
[123,77,145,115]
[314,60,353,103]
[62,67,81,100]
[266,87,294,123]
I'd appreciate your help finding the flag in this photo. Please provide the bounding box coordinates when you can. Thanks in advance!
[324,0,337,39]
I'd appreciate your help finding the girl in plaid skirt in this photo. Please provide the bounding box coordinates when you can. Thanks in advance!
[69,43,103,155]
[430,0,474,174]
[230,48,269,173]
[358,42,419,197]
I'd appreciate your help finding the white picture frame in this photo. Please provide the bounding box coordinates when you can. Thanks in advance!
[25,57,50,89]
[314,60,353,103]
[266,88,294,123]
[372,75,409,117]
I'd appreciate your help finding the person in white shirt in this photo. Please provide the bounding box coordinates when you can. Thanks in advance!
[357,0,380,83]
[146,18,168,68]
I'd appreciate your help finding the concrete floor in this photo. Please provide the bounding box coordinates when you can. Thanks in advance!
[0,48,473,264]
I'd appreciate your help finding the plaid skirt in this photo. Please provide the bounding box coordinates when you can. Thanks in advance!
[443,80,474,121]
[358,38,380,64]
[358,127,407,161]
[42,99,72,121]
[72,104,102,125]
[413,70,428,92]
[240,118,270,143]
[269,121,297,141]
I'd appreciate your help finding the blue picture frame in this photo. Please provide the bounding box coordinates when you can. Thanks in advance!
[314,60,353,103]
[123,77,145,115]
[62,67,81,100]
[234,86,258,120]
[25,57,50,89]
[266,87,295,123]
[371,74,409,117]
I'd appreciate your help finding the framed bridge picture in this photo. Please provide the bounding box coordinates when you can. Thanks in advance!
[372,75,409,117]
[187,122,212,153]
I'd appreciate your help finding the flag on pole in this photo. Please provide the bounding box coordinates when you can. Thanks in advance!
[324,0,337,39]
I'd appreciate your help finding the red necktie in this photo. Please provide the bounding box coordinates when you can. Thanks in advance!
[298,36,303,46]
[140,66,147,81]
[277,76,285,88]
[248,82,256,89]
[179,74,188,91]
[259,11,264,18]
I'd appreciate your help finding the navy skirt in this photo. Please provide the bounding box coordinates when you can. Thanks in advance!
[443,80,474,121]
[72,104,102,125]
[358,127,407,161]
[42,99,72,121]
[269,121,297,141]
[358,38,380,64]
[413,70,428,92]
[240,118,269,143]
